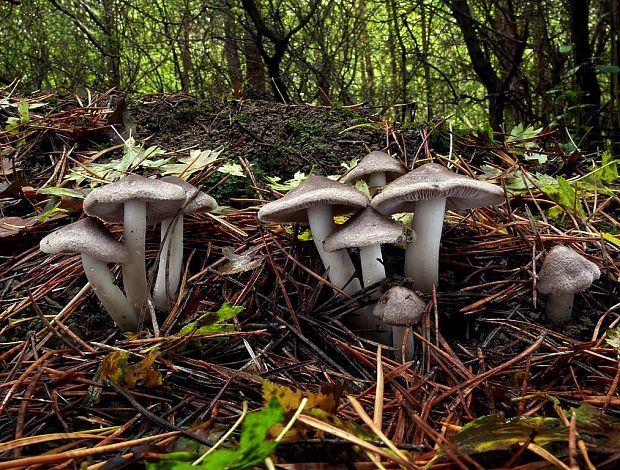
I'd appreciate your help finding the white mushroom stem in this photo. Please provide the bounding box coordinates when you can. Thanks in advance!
[392,326,414,362]
[153,214,184,310]
[545,292,575,325]
[122,200,149,316]
[359,244,386,289]
[306,205,361,295]
[81,253,138,331]
[368,172,386,188]
[405,197,447,293]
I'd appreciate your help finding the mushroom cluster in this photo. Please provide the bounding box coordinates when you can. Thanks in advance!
[258,151,506,358]
[39,174,217,332]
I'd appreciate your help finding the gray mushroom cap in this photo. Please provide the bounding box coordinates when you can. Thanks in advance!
[40,217,128,263]
[537,245,600,295]
[83,174,187,224]
[371,163,505,215]
[257,175,369,223]
[344,151,407,184]
[373,286,426,326]
[324,207,414,252]
[160,176,218,214]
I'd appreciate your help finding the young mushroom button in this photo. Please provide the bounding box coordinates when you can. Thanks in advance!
[344,151,407,190]
[371,163,505,293]
[537,245,600,326]
[83,175,187,316]
[258,175,369,295]
[373,286,426,362]
[153,176,217,310]
[39,217,138,332]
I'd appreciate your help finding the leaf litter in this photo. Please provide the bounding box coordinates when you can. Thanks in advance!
[0,91,619,468]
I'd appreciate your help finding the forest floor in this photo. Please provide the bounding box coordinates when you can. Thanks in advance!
[1,89,619,469]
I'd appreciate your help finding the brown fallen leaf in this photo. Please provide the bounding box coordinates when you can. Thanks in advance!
[0,215,38,237]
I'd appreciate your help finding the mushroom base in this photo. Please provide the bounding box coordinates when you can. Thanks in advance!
[81,253,138,331]
[545,292,575,325]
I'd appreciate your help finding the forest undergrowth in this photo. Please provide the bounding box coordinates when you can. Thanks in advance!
[0,89,619,469]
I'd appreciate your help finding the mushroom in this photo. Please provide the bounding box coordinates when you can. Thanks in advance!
[258,175,369,295]
[153,176,217,309]
[537,245,600,325]
[371,163,504,293]
[324,207,413,289]
[373,286,426,361]
[324,207,413,343]
[39,217,138,331]
[83,175,187,315]
[344,151,407,190]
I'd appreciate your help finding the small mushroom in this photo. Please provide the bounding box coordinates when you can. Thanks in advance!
[40,217,138,331]
[83,175,187,315]
[324,207,413,343]
[258,175,369,295]
[537,245,600,325]
[371,163,504,293]
[344,151,407,190]
[373,286,426,361]
[153,176,217,309]
[324,207,413,289]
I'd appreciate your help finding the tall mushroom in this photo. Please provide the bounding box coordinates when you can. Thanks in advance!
[153,176,217,309]
[373,286,426,362]
[83,175,187,315]
[371,163,504,293]
[258,175,369,295]
[537,245,600,325]
[344,151,407,191]
[40,217,138,331]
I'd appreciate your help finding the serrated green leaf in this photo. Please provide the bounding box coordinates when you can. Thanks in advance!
[217,162,246,177]
[160,147,223,177]
[266,171,307,191]
[17,101,30,122]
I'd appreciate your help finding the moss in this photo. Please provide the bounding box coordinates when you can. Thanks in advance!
[283,120,323,142]
[162,102,215,133]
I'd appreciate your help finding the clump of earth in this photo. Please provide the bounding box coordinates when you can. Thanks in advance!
[130,97,426,196]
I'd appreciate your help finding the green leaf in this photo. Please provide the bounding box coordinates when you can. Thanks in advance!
[17,101,30,122]
[542,176,585,218]
[605,327,620,351]
[601,232,620,248]
[149,399,285,470]
[37,187,86,199]
[266,171,307,191]
[596,64,620,74]
[217,161,246,177]
[559,44,573,53]
[449,414,567,455]
[176,302,244,336]
[159,147,224,177]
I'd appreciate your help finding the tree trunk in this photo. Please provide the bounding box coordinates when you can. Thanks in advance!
[568,0,601,131]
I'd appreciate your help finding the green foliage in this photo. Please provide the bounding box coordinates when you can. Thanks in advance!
[147,398,285,470]
[542,176,586,219]
[176,302,244,336]
[265,170,307,191]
